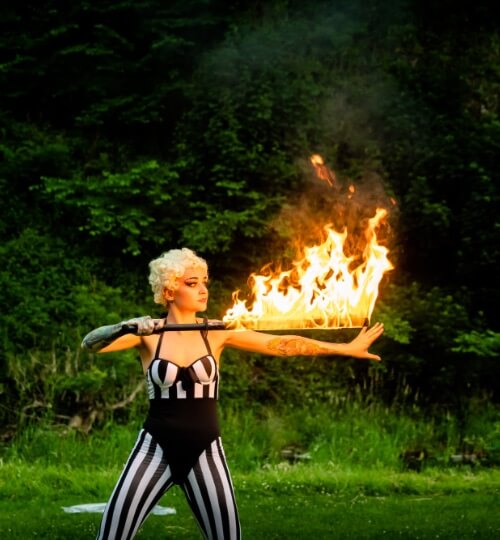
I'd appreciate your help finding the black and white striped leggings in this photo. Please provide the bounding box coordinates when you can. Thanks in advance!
[96,430,241,540]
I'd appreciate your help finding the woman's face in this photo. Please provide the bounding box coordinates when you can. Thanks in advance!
[167,266,209,313]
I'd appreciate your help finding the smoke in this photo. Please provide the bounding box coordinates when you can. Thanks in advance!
[193,1,407,269]
[268,155,397,267]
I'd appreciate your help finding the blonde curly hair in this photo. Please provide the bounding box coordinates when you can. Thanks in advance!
[148,248,208,306]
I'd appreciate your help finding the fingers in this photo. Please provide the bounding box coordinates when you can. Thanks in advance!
[123,316,167,336]
[153,318,167,331]
[366,322,384,331]
[359,322,383,336]
[360,322,384,361]
[136,316,154,335]
[366,322,384,338]
[125,316,157,335]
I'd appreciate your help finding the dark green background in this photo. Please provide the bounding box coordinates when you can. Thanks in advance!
[1,0,498,432]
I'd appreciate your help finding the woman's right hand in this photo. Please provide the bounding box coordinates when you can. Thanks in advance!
[122,316,166,336]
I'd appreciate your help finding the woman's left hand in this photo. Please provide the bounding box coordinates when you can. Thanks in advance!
[344,322,384,361]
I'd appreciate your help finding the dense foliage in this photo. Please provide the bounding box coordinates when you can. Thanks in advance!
[1,0,499,433]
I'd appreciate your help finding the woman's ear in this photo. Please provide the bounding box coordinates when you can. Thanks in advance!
[163,287,174,303]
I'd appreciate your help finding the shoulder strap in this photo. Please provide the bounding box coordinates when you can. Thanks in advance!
[154,330,165,359]
[200,317,214,357]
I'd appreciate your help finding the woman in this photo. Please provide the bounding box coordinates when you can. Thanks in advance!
[82,248,384,540]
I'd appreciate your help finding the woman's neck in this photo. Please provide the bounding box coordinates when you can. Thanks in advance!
[165,307,199,325]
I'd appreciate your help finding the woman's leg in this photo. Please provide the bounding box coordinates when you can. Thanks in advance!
[181,438,241,540]
[96,430,174,540]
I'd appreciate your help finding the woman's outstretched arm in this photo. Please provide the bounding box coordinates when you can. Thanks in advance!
[81,316,165,353]
[222,322,384,361]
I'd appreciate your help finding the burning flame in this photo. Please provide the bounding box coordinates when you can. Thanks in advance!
[223,208,393,330]
[310,154,336,187]
[223,153,394,330]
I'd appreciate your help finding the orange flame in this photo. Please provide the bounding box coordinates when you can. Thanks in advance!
[310,154,336,187]
[223,208,393,330]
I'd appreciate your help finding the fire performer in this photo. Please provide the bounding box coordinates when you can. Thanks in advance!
[82,247,384,540]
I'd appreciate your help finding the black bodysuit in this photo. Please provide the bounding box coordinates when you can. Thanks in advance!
[143,329,220,483]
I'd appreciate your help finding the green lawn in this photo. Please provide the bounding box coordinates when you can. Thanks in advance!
[2,490,499,539]
[1,463,499,539]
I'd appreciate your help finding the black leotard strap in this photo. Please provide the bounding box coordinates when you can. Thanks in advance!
[154,318,213,359]
[200,317,214,357]
[154,331,165,359]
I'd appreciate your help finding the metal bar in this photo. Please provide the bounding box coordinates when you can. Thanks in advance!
[120,321,228,335]
[119,316,370,335]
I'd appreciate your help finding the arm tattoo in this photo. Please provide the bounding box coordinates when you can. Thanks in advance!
[266,336,331,357]
[81,323,124,352]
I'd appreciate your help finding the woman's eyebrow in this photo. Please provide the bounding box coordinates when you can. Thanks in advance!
[184,275,208,282]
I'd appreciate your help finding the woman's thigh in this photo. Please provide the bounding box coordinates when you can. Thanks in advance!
[96,430,174,540]
[181,438,241,540]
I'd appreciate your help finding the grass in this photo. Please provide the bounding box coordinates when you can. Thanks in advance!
[1,461,499,539]
[3,491,500,539]
[1,402,499,538]
[3,399,499,470]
